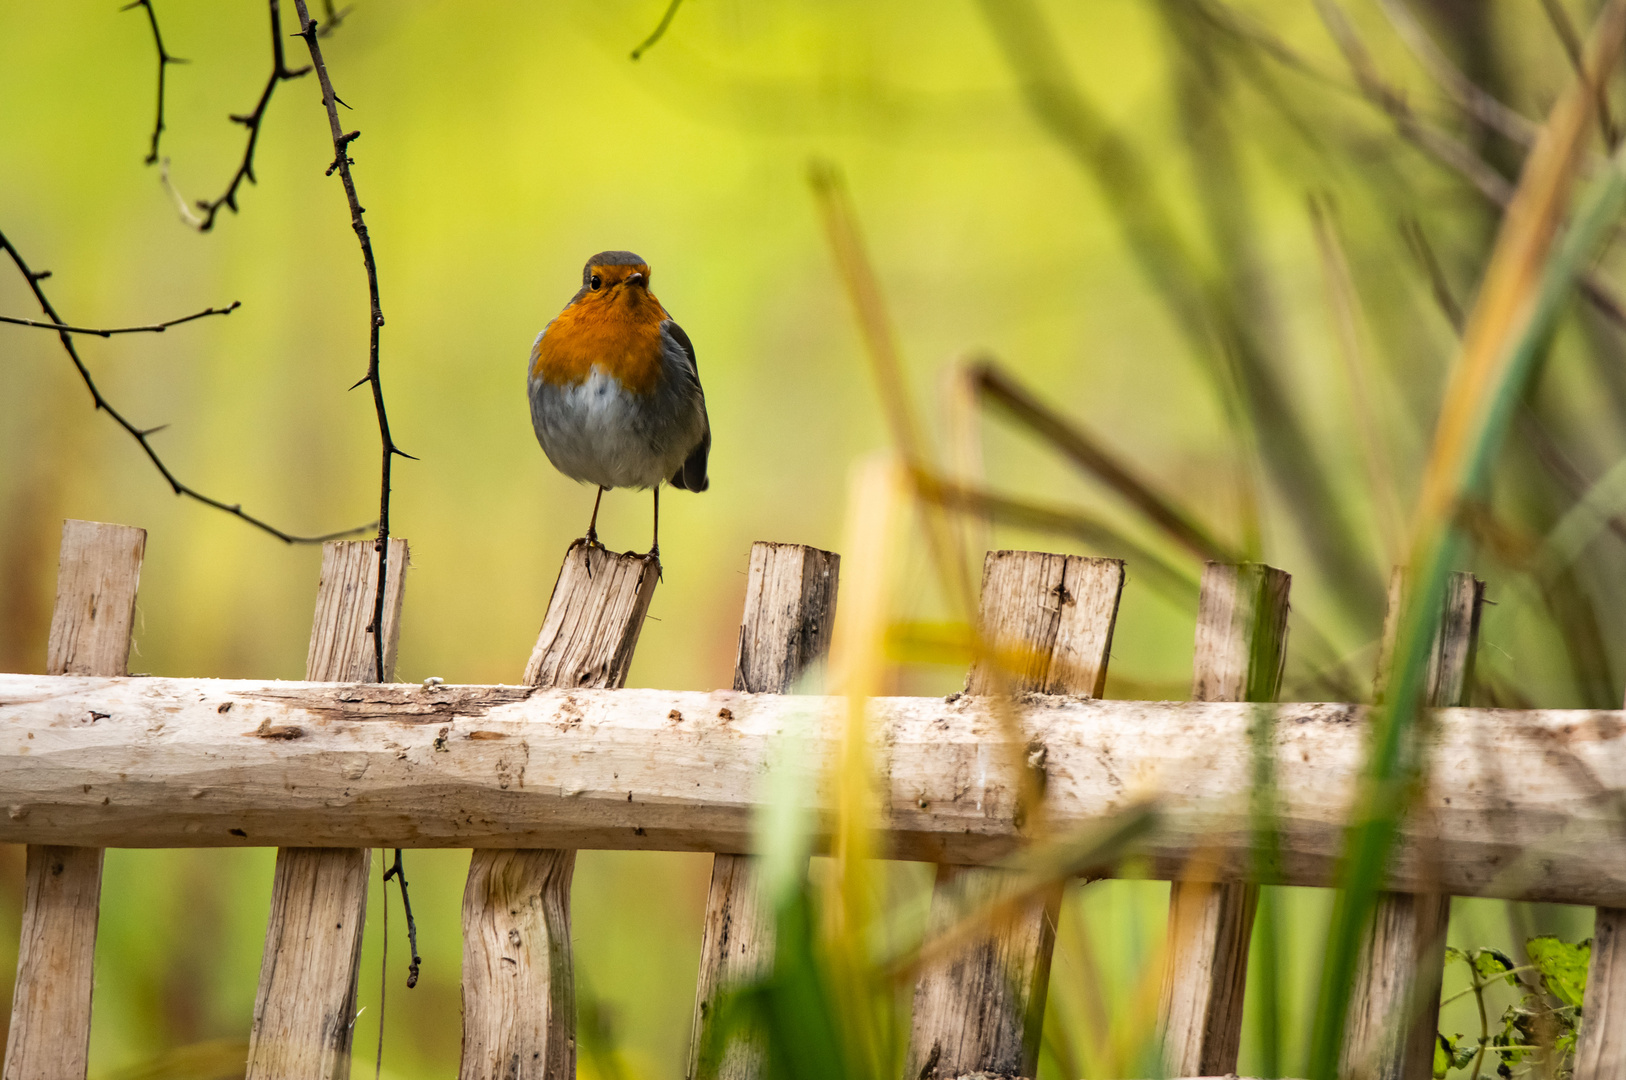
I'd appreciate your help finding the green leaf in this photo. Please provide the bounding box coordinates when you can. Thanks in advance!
[1527,935,1591,1010]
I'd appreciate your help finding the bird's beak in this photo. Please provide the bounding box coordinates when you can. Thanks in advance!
[626,272,646,287]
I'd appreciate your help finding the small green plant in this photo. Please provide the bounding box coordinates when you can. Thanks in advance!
[1434,937,1591,1080]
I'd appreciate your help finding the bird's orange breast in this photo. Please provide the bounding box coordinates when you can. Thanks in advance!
[531,288,670,395]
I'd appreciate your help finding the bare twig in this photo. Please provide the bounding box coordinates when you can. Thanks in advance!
[382,849,421,988]
[169,0,311,231]
[290,2,408,695]
[0,301,239,337]
[630,0,685,60]
[0,227,371,544]
[122,0,187,165]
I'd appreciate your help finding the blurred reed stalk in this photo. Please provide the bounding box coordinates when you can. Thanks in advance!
[1308,1,1626,1071]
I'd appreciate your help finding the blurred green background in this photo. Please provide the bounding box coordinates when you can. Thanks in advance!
[1,0,1617,1076]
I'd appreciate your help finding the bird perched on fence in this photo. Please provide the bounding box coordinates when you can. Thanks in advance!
[527,251,710,564]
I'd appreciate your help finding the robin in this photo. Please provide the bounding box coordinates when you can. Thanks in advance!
[527,251,710,564]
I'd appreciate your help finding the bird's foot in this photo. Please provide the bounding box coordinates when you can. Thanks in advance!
[647,544,663,583]
[578,532,608,575]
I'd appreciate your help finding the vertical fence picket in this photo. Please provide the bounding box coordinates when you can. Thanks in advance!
[1341,569,1484,1080]
[1577,908,1626,1077]
[460,541,658,1080]
[906,550,1125,1080]
[686,542,840,1080]
[1156,561,1291,1077]
[3,520,144,1080]
[245,539,408,1080]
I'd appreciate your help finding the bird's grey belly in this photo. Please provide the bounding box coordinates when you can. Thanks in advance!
[528,368,704,490]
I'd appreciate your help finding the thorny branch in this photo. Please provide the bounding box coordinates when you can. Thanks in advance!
[122,0,186,165]
[164,0,311,231]
[288,3,419,983]
[0,228,372,544]
[289,0,408,681]
[0,301,239,337]
[383,850,421,989]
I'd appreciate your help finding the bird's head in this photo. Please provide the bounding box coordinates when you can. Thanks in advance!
[577,250,652,306]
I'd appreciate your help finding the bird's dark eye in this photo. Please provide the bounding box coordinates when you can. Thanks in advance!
[589,274,603,291]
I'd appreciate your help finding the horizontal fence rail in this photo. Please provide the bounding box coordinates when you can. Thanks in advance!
[2,674,1622,906]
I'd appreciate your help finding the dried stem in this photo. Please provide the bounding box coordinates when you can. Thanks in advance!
[1540,0,1620,148]
[0,227,371,544]
[291,0,410,686]
[122,0,187,165]
[0,301,239,337]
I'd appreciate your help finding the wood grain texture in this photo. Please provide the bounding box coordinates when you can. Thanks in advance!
[909,551,1125,1080]
[690,543,840,1080]
[461,850,576,1080]
[1576,644,1626,1080]
[3,681,1626,903]
[1159,562,1291,1078]
[1576,905,1626,1079]
[246,539,407,1080]
[4,520,144,1080]
[462,541,658,1080]
[524,542,659,689]
[1342,569,1483,1080]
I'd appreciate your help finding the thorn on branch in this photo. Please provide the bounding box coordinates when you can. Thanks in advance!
[326,130,361,175]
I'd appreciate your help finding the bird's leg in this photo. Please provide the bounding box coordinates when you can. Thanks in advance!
[649,486,663,581]
[583,486,606,572]
[585,486,606,547]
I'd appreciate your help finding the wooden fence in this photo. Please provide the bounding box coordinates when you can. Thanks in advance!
[2,518,1624,1080]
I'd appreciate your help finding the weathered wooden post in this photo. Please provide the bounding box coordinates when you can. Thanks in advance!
[1156,561,1291,1076]
[1341,569,1484,1080]
[459,542,659,1080]
[686,541,840,1080]
[906,550,1125,1080]
[245,538,408,1080]
[3,520,145,1080]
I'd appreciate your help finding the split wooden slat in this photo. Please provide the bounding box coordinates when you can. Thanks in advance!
[1157,562,1291,1078]
[245,538,408,1080]
[686,542,841,1080]
[906,550,1126,1080]
[3,520,145,1080]
[1341,569,1484,1080]
[1577,907,1626,1078]
[460,540,659,1080]
[1576,605,1626,1079]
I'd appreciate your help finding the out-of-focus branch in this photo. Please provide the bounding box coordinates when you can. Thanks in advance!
[0,301,239,337]
[165,0,311,231]
[122,0,187,165]
[1311,0,1515,205]
[1373,0,1538,146]
[0,228,371,545]
[910,469,1200,604]
[630,0,685,60]
[968,359,1238,563]
[1539,0,1619,148]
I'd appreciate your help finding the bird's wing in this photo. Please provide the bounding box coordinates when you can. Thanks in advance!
[662,319,702,392]
[661,319,710,492]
